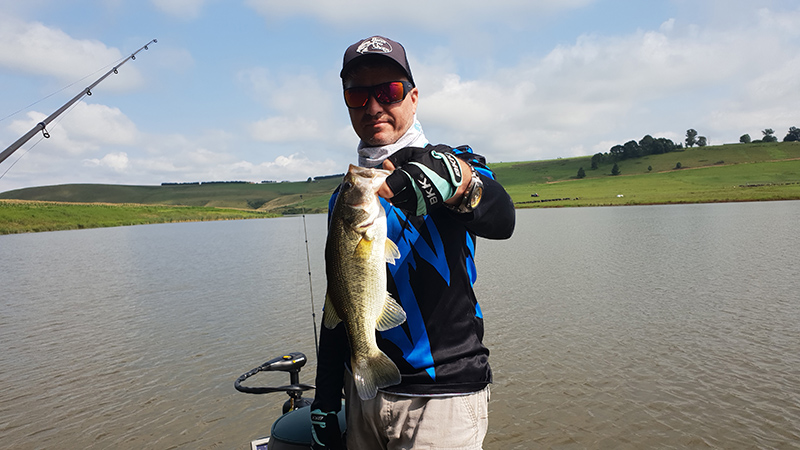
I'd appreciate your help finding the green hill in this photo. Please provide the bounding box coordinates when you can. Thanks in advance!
[0,177,342,215]
[493,141,800,207]
[2,142,799,215]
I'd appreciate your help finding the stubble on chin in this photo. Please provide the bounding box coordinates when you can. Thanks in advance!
[360,123,396,147]
[364,134,392,146]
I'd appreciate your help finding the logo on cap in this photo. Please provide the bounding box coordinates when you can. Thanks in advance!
[356,37,392,55]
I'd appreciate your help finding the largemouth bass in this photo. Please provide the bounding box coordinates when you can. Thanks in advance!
[324,164,406,400]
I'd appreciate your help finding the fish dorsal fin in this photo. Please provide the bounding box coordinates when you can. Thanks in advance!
[384,238,400,264]
[322,293,342,329]
[375,294,407,331]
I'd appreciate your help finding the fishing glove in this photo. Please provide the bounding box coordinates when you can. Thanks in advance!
[310,409,344,450]
[385,145,464,216]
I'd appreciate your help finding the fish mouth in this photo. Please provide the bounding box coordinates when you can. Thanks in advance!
[355,219,374,232]
[353,205,380,231]
[343,199,370,208]
[355,210,378,230]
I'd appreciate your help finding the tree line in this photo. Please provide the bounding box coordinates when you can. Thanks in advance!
[587,134,682,174]
[737,127,800,144]
[576,126,800,178]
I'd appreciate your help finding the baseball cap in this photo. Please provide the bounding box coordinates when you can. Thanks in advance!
[341,36,415,86]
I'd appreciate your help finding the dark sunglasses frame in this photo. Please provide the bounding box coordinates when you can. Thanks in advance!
[343,81,415,109]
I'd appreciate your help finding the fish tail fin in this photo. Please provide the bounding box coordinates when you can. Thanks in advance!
[352,351,401,400]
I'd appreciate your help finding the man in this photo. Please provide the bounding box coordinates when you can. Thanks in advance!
[312,36,515,450]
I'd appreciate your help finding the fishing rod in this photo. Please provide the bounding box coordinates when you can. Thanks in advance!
[300,194,320,360]
[0,38,157,166]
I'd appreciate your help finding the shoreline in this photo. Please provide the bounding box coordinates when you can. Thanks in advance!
[4,196,799,235]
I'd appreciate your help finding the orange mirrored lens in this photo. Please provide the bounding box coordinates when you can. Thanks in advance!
[344,88,370,108]
[374,82,405,104]
[344,81,410,108]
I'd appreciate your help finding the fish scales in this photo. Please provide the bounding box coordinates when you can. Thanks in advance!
[324,164,406,400]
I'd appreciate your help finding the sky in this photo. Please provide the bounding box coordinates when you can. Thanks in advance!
[1,0,799,192]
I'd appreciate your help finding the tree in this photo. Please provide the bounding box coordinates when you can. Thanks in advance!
[652,137,678,154]
[591,152,604,169]
[685,129,698,147]
[783,126,800,142]
[639,135,655,155]
[740,134,751,144]
[675,162,682,169]
[609,144,624,159]
[577,167,586,179]
[762,128,778,143]
[611,163,621,176]
[623,140,641,159]
[697,136,707,147]
[647,165,653,172]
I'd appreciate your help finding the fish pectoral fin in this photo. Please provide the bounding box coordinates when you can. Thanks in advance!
[384,238,401,264]
[322,293,342,329]
[354,236,372,258]
[375,294,407,331]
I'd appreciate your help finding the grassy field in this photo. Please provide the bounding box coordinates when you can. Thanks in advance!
[1,142,799,234]
[0,177,342,215]
[0,200,279,234]
[495,142,800,207]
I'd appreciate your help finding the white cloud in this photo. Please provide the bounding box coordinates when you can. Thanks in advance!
[84,152,129,171]
[61,102,139,145]
[8,102,138,156]
[226,154,339,182]
[411,8,800,162]
[0,17,143,89]
[134,145,339,184]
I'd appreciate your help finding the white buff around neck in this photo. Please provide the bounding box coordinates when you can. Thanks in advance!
[357,117,429,168]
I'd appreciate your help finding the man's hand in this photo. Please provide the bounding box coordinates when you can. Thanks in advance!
[310,409,344,450]
[379,145,471,216]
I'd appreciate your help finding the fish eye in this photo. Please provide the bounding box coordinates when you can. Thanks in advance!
[342,181,353,191]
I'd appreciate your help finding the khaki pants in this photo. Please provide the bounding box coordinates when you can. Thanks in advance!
[344,373,490,450]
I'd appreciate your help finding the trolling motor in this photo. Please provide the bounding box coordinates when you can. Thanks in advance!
[235,352,346,450]
[235,352,315,413]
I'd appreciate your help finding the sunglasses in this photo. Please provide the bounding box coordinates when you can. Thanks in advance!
[343,81,415,109]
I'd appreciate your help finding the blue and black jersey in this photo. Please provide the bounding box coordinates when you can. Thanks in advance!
[313,145,515,408]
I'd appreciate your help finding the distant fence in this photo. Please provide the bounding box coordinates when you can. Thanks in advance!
[516,197,578,205]
[160,174,346,186]
[738,181,799,188]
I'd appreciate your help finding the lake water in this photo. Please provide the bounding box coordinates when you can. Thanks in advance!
[1,202,799,449]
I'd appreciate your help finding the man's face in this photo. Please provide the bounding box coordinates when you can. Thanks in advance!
[344,63,418,147]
